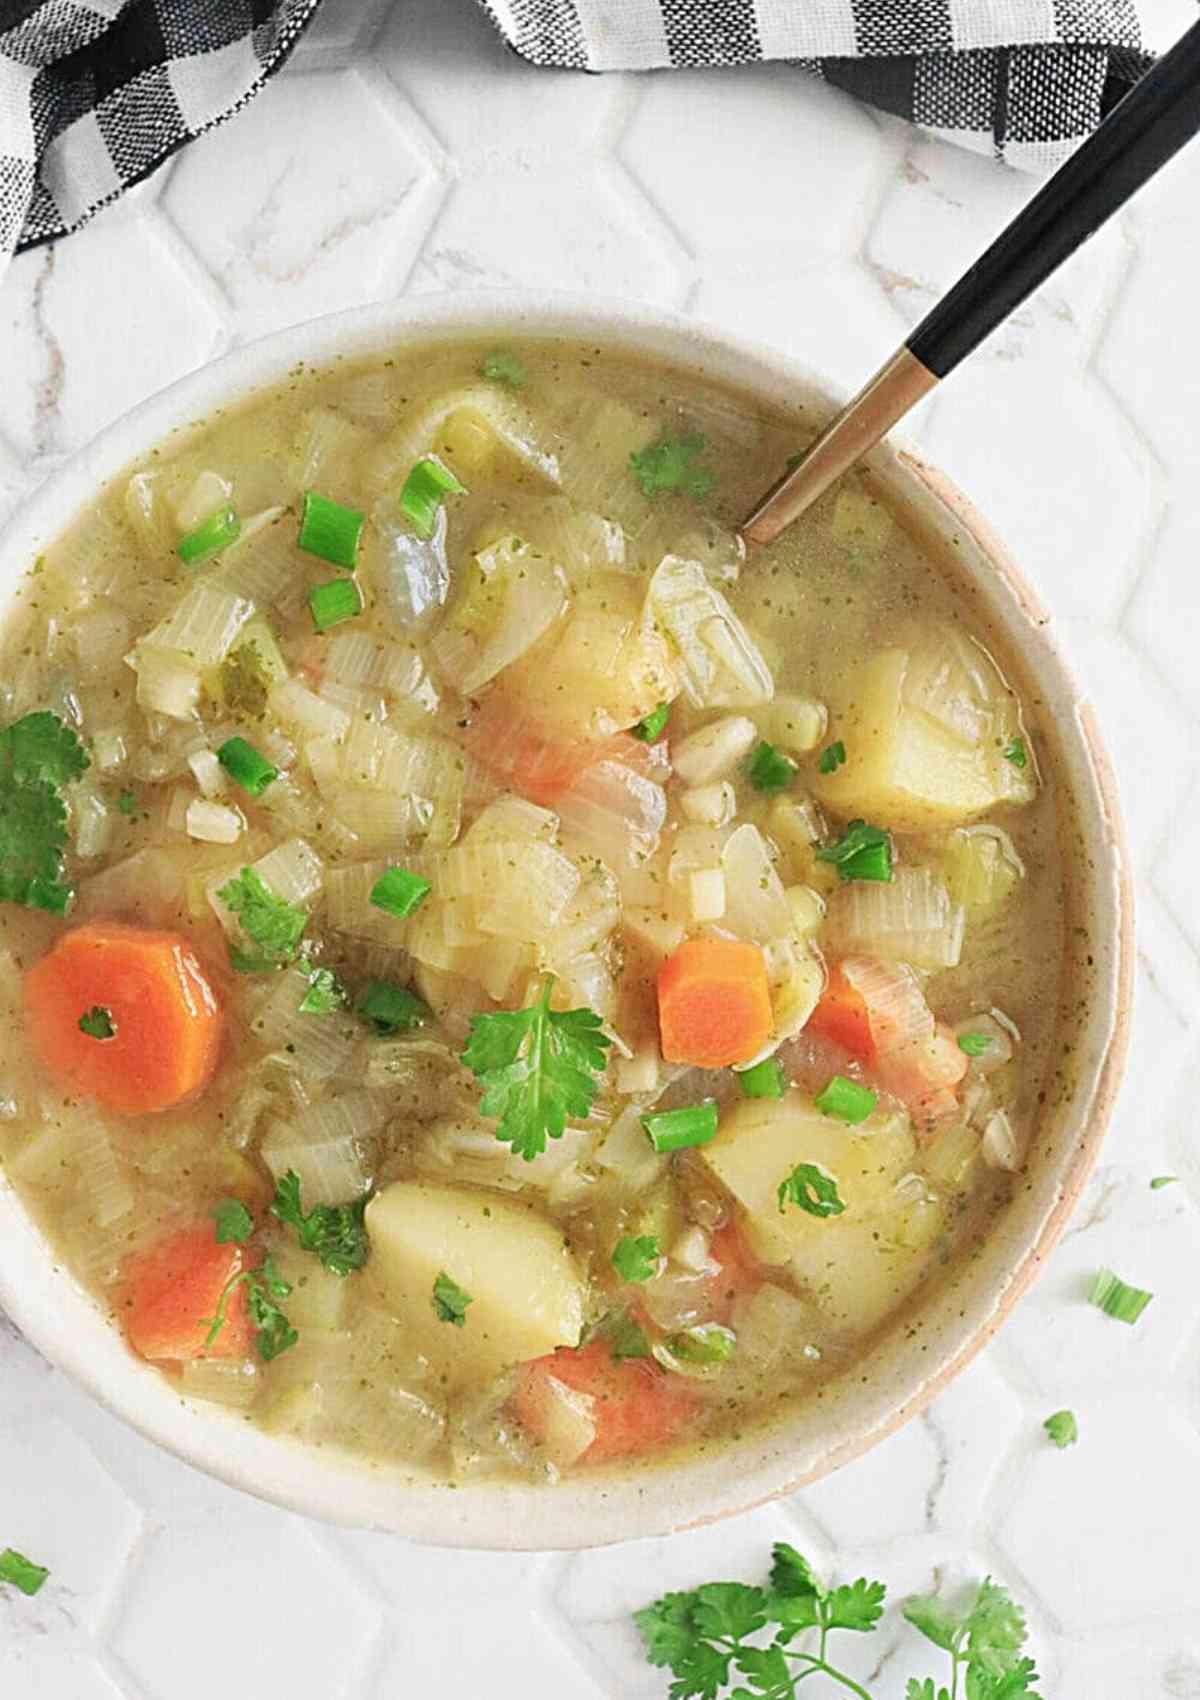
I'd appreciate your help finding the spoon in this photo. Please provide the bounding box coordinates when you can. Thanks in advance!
[741,16,1200,547]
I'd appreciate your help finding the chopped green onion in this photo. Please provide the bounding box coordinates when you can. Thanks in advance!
[641,1100,719,1153]
[77,1005,115,1041]
[1043,1409,1078,1449]
[818,740,846,774]
[0,1549,49,1597]
[117,789,137,817]
[737,1056,786,1100]
[357,980,430,1036]
[399,457,466,540]
[1089,1266,1152,1324]
[211,1198,254,1244]
[369,865,432,919]
[777,1162,845,1219]
[746,740,797,795]
[432,1270,472,1327]
[480,350,526,388]
[612,1235,661,1284]
[815,1074,877,1124]
[668,1323,736,1365]
[1150,1175,1178,1190]
[814,819,893,883]
[957,1032,992,1058]
[216,735,278,798]
[298,490,365,570]
[177,504,240,566]
[632,701,671,742]
[1003,737,1028,769]
[308,577,363,632]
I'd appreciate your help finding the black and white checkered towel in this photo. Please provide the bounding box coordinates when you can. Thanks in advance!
[0,0,1152,273]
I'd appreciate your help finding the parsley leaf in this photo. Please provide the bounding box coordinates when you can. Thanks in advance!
[904,1595,963,1652]
[612,1234,661,1284]
[211,1198,254,1244]
[270,1170,369,1276]
[432,1270,472,1326]
[217,867,306,971]
[825,1578,887,1633]
[1002,737,1027,769]
[0,711,89,914]
[461,976,611,1161]
[77,1005,115,1040]
[777,1163,845,1219]
[0,1548,49,1597]
[818,740,846,774]
[906,1682,949,1700]
[814,819,893,884]
[204,1255,297,1362]
[1042,1409,1077,1448]
[299,964,348,1015]
[630,431,717,501]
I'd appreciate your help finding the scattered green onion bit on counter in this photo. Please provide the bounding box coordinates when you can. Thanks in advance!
[177,504,240,566]
[667,1323,736,1365]
[738,1056,787,1100]
[957,1031,992,1057]
[777,1162,846,1219]
[299,964,348,1015]
[746,739,798,795]
[602,1311,651,1361]
[432,1270,473,1327]
[612,1235,661,1285]
[399,456,466,540]
[632,700,671,742]
[1003,737,1028,769]
[0,710,90,915]
[818,740,846,774]
[1150,1175,1178,1190]
[630,431,716,500]
[480,349,526,388]
[211,1198,254,1245]
[815,818,893,883]
[641,1099,719,1154]
[0,1549,49,1597]
[357,980,430,1036]
[270,1170,369,1276]
[218,867,307,971]
[216,735,278,798]
[205,1255,297,1362]
[461,976,612,1162]
[370,864,431,918]
[1088,1266,1152,1324]
[815,1074,877,1124]
[77,1005,115,1041]
[1043,1409,1078,1449]
[308,577,363,632]
[298,489,365,569]
[117,789,137,816]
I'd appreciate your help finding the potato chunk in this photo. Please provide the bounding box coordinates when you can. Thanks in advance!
[364,1183,586,1390]
[701,1092,916,1264]
[813,628,1035,830]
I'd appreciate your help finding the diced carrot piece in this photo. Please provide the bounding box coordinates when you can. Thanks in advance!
[25,921,223,1116]
[461,698,660,807]
[513,1341,696,1463]
[806,965,875,1062]
[657,937,773,1069]
[123,1226,251,1362]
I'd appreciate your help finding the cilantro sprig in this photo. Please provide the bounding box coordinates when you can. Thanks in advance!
[217,867,307,972]
[635,1543,1041,1700]
[270,1170,370,1277]
[204,1254,297,1362]
[0,711,90,915]
[461,976,611,1161]
[630,431,717,501]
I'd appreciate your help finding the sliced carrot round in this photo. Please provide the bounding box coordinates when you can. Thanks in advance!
[657,936,773,1069]
[805,963,875,1062]
[24,921,223,1115]
[513,1341,696,1463]
[123,1225,251,1362]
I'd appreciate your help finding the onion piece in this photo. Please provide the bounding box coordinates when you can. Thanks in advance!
[432,536,569,693]
[260,1090,389,1205]
[826,867,965,970]
[270,678,351,743]
[556,759,666,872]
[522,1374,597,1469]
[180,1359,259,1411]
[648,555,773,708]
[720,823,795,944]
[140,582,255,668]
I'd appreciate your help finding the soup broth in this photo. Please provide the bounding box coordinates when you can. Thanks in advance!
[0,338,1064,1479]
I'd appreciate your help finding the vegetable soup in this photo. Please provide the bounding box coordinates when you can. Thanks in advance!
[0,339,1065,1478]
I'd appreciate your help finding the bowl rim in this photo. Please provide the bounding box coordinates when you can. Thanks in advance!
[0,290,1133,1548]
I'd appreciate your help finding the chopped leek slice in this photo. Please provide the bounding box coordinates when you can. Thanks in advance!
[308,578,363,632]
[177,504,240,566]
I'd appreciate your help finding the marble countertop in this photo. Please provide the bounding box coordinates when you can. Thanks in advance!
[3,2,1200,1695]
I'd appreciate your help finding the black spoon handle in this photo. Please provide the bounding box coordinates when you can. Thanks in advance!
[743,19,1200,546]
[910,17,1200,377]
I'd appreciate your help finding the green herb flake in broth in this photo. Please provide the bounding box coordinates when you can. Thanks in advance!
[270,1171,369,1276]
[432,1270,473,1327]
[746,740,798,795]
[630,431,716,500]
[814,819,893,883]
[211,1199,254,1245]
[817,740,846,774]
[1003,737,1028,769]
[777,1163,845,1218]
[218,868,307,971]
[77,1005,115,1041]
[612,1235,661,1284]
[480,350,526,388]
[357,980,430,1036]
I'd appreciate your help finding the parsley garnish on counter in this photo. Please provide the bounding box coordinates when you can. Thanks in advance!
[270,1170,370,1276]
[0,1548,50,1597]
[217,867,307,972]
[635,1543,1042,1700]
[0,710,89,914]
[1043,1409,1078,1448]
[461,976,611,1161]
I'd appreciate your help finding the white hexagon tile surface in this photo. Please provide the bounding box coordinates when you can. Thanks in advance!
[1,0,1199,1694]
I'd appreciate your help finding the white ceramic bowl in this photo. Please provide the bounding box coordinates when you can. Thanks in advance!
[0,294,1132,1548]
